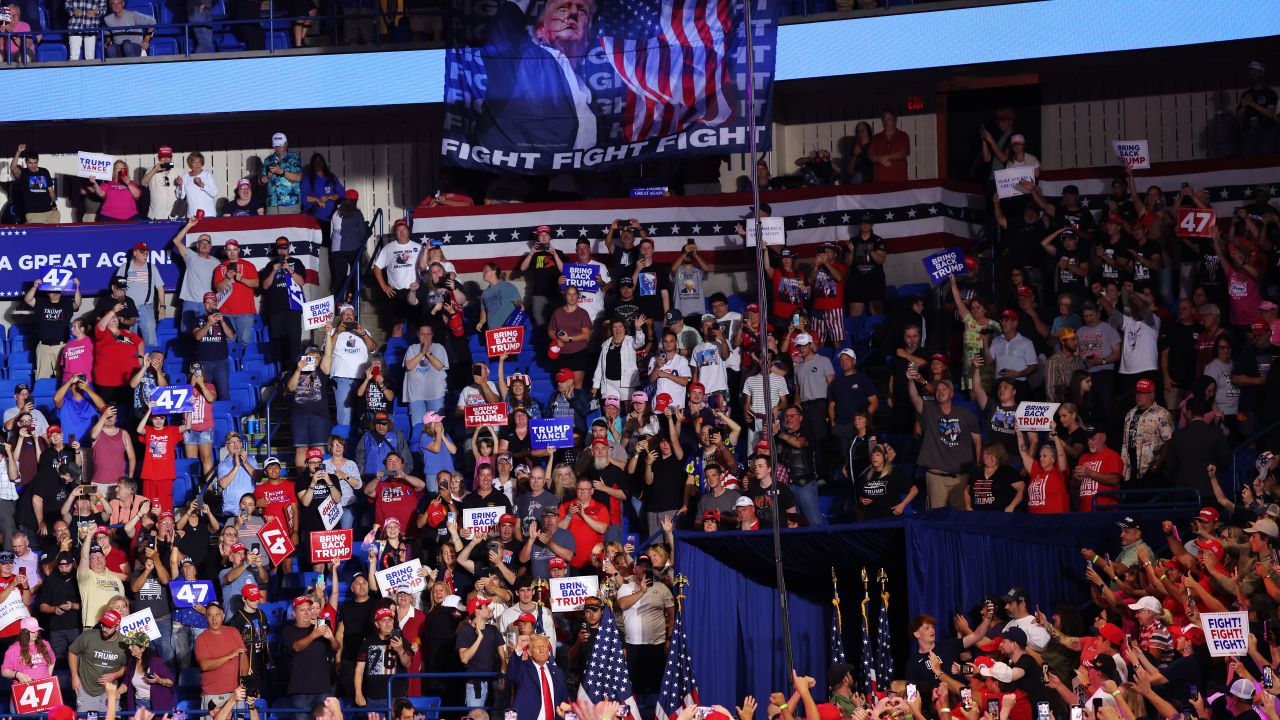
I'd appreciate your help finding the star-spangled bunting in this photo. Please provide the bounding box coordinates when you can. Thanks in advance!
[860,595,875,694]
[656,600,699,720]
[830,601,847,665]
[579,606,642,719]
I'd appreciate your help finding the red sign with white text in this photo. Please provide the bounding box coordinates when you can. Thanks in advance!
[1176,207,1217,238]
[12,677,60,714]
[485,326,524,358]
[464,402,510,428]
[310,529,353,564]
[257,515,295,567]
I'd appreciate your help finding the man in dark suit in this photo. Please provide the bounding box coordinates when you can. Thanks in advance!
[507,634,568,720]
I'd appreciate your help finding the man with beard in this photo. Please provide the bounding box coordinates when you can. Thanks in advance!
[37,551,82,663]
[579,437,628,534]
[476,0,599,154]
[68,608,127,711]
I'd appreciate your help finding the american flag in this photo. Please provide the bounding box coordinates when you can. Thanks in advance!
[598,0,734,141]
[875,591,894,688]
[579,606,643,719]
[656,602,699,720]
[830,602,846,665]
[860,596,876,694]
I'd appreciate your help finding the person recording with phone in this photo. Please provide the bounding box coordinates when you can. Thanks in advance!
[327,303,378,428]
[287,345,334,471]
[517,225,566,332]
[87,160,142,222]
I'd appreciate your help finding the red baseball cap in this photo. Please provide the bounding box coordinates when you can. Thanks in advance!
[45,425,62,437]
[224,239,240,248]
[746,303,760,313]
[536,224,552,235]
[1195,537,1225,560]
[241,585,262,602]
[548,557,567,570]
[100,609,122,628]
[393,218,409,230]
[48,707,76,720]
[517,612,537,623]
[1198,507,1221,523]
[555,368,574,383]
[1135,379,1156,394]
[133,242,149,252]
[688,382,705,393]
[1000,309,1019,321]
[1098,623,1125,645]
[202,291,218,302]
[230,542,247,554]
[467,596,492,615]
[1016,286,1033,298]
[344,189,359,201]
[1252,321,1268,334]
[292,595,312,608]
[157,146,173,158]
[1169,624,1206,646]
[306,447,324,461]
[375,607,394,621]
[592,437,609,447]
[654,393,672,412]
[499,514,518,527]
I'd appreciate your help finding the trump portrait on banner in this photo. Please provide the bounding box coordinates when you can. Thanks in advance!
[507,634,569,719]
[477,0,599,154]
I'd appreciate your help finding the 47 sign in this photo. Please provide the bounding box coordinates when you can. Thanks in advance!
[12,677,60,714]
[1177,207,1217,238]
[257,515,295,566]
[149,385,195,414]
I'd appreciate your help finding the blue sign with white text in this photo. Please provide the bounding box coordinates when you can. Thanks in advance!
[529,418,575,450]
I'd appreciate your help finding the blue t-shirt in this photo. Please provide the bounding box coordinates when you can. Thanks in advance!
[57,395,100,443]
[481,281,523,329]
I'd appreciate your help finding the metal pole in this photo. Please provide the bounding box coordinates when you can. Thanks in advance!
[741,0,795,688]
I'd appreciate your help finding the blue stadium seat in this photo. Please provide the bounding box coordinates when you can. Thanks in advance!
[173,458,201,507]
[409,697,441,720]
[147,35,180,55]
[214,32,244,51]
[32,377,57,396]
[265,31,288,50]
[124,0,153,14]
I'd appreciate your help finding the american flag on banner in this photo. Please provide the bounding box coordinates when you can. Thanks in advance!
[830,603,846,665]
[860,596,876,694]
[656,602,699,720]
[875,591,894,688]
[599,0,733,141]
[579,607,643,719]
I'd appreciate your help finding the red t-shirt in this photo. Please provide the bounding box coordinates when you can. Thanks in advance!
[1027,462,1070,513]
[255,480,297,531]
[188,384,216,432]
[770,268,807,320]
[213,260,260,315]
[373,480,423,534]
[93,330,144,387]
[870,130,910,182]
[559,500,610,568]
[810,262,847,311]
[140,426,183,480]
[1077,448,1123,512]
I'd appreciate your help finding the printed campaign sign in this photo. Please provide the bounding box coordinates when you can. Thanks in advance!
[921,248,968,286]
[310,529,354,564]
[563,263,602,293]
[77,151,116,180]
[485,325,525,358]
[375,558,426,597]
[36,267,75,291]
[149,384,194,414]
[995,167,1037,198]
[1015,402,1060,432]
[120,607,162,641]
[464,402,510,428]
[0,590,29,628]
[303,295,335,331]
[549,576,600,612]
[1202,611,1249,657]
[1176,207,1217,238]
[317,495,343,531]
[462,507,503,533]
[744,217,785,246]
[11,677,61,715]
[630,186,668,198]
[257,515,296,567]
[169,580,215,609]
[1113,140,1151,170]
[530,417,575,450]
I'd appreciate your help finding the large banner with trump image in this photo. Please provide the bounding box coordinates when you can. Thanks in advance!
[443,0,777,173]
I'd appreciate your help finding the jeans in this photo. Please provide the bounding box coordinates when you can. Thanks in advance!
[225,313,256,356]
[0,500,16,549]
[408,398,445,435]
[172,624,205,670]
[189,8,215,53]
[333,376,357,427]
[180,300,205,334]
[137,303,158,348]
[153,615,174,665]
[328,248,361,301]
[203,358,231,405]
[791,482,825,526]
[463,680,492,708]
[288,693,331,711]
[104,39,143,57]
[267,311,304,371]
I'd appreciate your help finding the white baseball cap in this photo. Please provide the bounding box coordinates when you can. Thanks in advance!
[734,496,754,509]
[441,594,462,610]
[793,332,814,346]
[271,132,288,148]
[1230,678,1256,701]
[838,348,857,362]
[1127,596,1162,614]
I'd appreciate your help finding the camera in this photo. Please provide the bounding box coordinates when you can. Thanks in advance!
[343,321,357,331]
[161,162,174,171]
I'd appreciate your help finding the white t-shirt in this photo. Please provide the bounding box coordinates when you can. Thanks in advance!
[648,352,691,410]
[374,240,423,290]
[147,169,180,219]
[1003,614,1051,651]
[691,341,729,395]
[744,372,790,414]
[715,311,743,370]
[457,381,500,411]
[573,260,612,322]
[1118,313,1160,375]
[328,329,369,379]
[617,580,674,645]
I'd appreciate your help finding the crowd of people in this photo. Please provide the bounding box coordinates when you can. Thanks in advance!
[0,64,1278,720]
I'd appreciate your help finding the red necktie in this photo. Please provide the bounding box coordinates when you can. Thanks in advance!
[540,664,554,720]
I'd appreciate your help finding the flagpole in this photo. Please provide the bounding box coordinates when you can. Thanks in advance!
[741,0,795,688]
[831,567,842,633]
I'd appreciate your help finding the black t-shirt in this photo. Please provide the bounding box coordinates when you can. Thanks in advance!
[92,293,139,326]
[223,198,263,217]
[359,634,407,698]
[1194,238,1224,290]
[36,572,82,631]
[260,256,306,315]
[1130,239,1161,291]
[581,462,630,508]
[643,453,686,514]
[282,622,334,694]
[128,565,172,619]
[16,471,72,532]
[459,488,514,514]
[523,250,565,296]
[1005,221,1047,273]
[849,233,887,276]
[610,244,640,276]
[1236,345,1274,412]
[1095,235,1133,285]
[297,471,342,532]
[633,262,671,319]
[195,313,230,361]
[1009,653,1047,703]
[905,638,963,701]
[227,607,270,674]
[366,380,390,415]
[1054,202,1097,238]
[1157,654,1201,705]
[985,402,1020,460]
[18,167,55,213]
[1241,85,1278,128]
[857,468,913,520]
[1159,322,1202,389]
[1054,242,1090,296]
[339,598,377,662]
[31,295,75,345]
[454,623,503,672]
[745,482,798,524]
[969,464,1022,511]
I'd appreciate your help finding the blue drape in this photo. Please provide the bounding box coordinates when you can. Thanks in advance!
[676,509,1190,707]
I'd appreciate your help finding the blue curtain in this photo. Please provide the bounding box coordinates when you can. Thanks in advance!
[676,509,1190,707]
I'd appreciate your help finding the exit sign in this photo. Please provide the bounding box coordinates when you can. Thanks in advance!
[906,95,926,112]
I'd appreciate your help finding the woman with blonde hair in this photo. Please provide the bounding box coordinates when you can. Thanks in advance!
[551,463,578,501]
[857,442,916,520]
[88,159,142,221]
